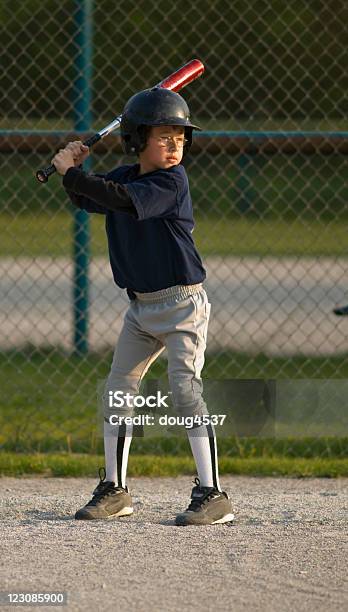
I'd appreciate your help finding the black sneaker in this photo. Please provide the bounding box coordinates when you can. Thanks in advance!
[75,467,133,520]
[175,478,234,526]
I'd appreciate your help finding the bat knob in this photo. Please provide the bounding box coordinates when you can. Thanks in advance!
[36,163,56,183]
[36,169,49,183]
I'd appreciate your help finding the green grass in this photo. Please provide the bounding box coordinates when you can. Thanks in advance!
[1,349,348,455]
[1,212,347,257]
[0,452,347,478]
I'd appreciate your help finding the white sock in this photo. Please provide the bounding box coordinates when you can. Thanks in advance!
[104,420,133,488]
[186,422,221,491]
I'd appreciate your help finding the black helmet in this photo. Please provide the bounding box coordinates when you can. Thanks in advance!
[120,87,201,155]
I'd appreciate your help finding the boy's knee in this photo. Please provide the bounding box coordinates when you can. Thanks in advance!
[168,375,206,418]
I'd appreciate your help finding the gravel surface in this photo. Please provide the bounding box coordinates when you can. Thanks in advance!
[1,476,347,612]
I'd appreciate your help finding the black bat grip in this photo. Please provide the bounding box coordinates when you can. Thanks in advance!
[36,132,101,184]
[83,133,101,147]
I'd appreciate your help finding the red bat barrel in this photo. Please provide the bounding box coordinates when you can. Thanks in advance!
[158,59,205,92]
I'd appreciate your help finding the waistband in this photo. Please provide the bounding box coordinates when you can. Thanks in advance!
[134,283,203,304]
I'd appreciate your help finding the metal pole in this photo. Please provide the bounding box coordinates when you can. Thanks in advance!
[236,153,253,214]
[72,0,93,355]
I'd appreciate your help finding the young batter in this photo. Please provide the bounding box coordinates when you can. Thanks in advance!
[52,87,234,526]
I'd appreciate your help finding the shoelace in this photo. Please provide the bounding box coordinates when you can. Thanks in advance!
[87,483,118,507]
[87,467,126,507]
[186,477,219,512]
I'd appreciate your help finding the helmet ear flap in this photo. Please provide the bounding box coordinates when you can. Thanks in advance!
[183,127,193,155]
[121,125,150,155]
[137,125,151,153]
[121,133,136,155]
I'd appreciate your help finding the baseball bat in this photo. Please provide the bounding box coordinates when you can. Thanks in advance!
[36,58,204,183]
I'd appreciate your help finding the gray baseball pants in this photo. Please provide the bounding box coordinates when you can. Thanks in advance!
[103,283,211,420]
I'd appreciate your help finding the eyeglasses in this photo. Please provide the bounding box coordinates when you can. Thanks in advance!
[150,136,188,149]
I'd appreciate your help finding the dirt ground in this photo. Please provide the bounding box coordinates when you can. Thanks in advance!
[1,475,347,612]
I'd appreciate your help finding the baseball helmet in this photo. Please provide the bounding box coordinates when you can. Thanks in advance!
[120,87,201,155]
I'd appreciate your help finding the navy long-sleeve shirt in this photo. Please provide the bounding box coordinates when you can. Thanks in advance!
[63,163,206,300]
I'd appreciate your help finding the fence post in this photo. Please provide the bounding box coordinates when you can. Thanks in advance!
[72,0,93,355]
[236,152,253,214]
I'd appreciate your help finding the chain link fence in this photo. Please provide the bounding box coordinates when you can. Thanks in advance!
[0,0,347,454]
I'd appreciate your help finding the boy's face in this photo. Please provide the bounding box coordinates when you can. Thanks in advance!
[139,125,186,174]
